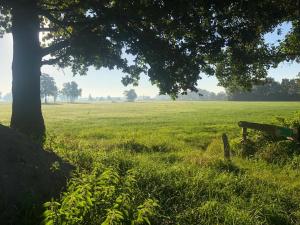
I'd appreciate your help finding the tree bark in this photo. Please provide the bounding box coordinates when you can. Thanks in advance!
[10,1,45,140]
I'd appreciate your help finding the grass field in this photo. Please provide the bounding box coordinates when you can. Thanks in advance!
[2,101,300,150]
[1,101,300,224]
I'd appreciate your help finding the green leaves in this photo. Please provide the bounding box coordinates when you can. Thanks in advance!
[132,199,160,225]
[0,5,11,37]
[279,21,300,63]
[3,0,300,95]
[60,81,81,103]
[43,167,160,225]
[40,73,58,102]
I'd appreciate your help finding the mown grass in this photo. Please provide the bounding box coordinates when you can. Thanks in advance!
[1,101,300,224]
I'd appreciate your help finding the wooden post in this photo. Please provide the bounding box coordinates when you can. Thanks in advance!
[222,133,230,161]
[242,127,247,142]
[241,127,248,155]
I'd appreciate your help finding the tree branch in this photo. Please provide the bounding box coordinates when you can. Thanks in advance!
[39,27,57,32]
[41,53,69,65]
[41,39,71,56]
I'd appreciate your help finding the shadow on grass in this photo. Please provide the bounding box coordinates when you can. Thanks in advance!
[0,125,74,225]
[210,160,244,175]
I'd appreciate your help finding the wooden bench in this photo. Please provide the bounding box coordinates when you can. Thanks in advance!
[238,121,300,142]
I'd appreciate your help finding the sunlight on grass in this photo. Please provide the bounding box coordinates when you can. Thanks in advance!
[1,101,300,224]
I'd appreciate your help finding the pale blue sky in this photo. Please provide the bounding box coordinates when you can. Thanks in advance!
[0,22,299,97]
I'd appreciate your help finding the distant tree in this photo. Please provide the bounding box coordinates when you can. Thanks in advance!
[96,97,105,101]
[141,96,151,101]
[53,89,58,103]
[88,94,93,102]
[40,74,58,104]
[0,92,2,99]
[216,92,227,101]
[155,95,172,101]
[124,89,137,102]
[61,82,82,103]
[3,93,12,102]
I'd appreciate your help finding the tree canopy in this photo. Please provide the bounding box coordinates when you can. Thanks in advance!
[1,1,298,95]
[124,89,137,102]
[61,81,82,102]
[40,73,58,103]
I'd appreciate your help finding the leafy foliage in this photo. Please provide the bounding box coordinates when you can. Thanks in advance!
[41,73,58,103]
[61,81,82,102]
[231,111,300,165]
[124,89,137,102]
[43,167,159,225]
[1,1,299,95]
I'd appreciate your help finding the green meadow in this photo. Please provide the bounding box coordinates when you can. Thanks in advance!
[1,101,300,224]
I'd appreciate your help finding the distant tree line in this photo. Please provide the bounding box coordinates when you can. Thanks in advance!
[40,74,82,103]
[156,89,227,101]
[3,76,298,103]
[228,78,300,101]
[178,89,227,101]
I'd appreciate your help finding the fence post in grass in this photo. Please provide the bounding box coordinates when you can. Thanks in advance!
[242,127,247,142]
[222,133,230,161]
[241,127,247,155]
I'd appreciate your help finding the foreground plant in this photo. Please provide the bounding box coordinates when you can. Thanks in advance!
[43,167,159,225]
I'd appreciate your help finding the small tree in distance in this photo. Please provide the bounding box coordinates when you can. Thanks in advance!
[124,89,138,102]
[88,94,93,102]
[61,82,82,103]
[40,74,58,104]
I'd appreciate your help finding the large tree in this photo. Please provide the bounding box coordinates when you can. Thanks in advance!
[0,0,299,139]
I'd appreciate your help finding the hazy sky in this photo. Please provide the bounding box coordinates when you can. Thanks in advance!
[0,22,299,97]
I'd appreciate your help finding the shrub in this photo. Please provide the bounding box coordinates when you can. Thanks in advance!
[231,138,257,157]
[43,168,159,225]
[259,141,300,165]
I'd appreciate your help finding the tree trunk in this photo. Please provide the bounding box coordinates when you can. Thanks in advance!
[10,1,45,140]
